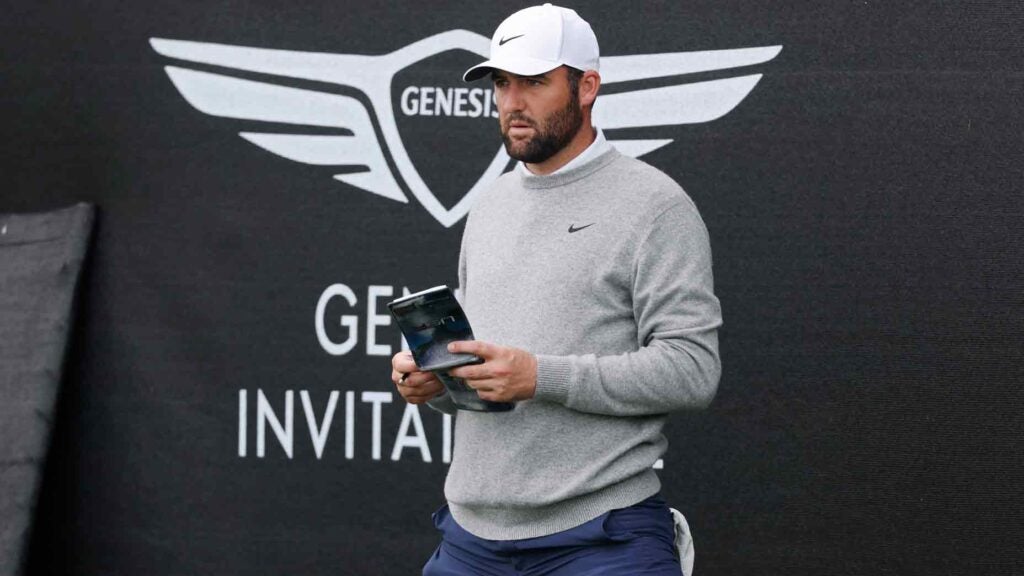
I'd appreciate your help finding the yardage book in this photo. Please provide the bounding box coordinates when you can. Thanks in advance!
[388,286,513,412]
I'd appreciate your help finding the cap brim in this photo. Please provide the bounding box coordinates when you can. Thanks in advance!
[463,56,562,82]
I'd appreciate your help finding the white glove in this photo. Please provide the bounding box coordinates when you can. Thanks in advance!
[669,507,695,576]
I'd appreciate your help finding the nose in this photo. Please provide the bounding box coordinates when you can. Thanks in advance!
[498,82,525,114]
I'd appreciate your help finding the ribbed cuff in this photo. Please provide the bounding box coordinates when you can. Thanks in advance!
[534,355,574,405]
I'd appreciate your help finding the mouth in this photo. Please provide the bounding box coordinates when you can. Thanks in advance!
[506,119,535,137]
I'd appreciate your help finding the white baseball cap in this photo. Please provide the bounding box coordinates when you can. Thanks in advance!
[463,3,600,82]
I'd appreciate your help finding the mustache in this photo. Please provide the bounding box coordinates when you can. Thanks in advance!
[503,113,537,127]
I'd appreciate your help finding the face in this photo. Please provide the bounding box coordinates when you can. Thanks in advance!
[492,67,584,164]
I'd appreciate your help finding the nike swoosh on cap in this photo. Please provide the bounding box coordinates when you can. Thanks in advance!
[498,34,525,46]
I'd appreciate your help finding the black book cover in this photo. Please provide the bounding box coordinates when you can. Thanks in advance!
[388,286,513,412]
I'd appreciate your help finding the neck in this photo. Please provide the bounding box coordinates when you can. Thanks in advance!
[525,124,597,176]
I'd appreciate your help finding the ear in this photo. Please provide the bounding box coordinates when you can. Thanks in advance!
[579,70,601,108]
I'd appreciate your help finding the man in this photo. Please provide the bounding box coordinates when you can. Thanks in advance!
[391,4,721,574]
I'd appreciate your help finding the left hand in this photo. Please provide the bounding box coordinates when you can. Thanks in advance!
[447,340,538,403]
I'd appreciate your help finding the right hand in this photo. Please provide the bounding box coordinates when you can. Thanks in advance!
[391,350,445,404]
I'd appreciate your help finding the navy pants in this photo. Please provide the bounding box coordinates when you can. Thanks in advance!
[422,494,681,576]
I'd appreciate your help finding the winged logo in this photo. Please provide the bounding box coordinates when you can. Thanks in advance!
[150,31,781,227]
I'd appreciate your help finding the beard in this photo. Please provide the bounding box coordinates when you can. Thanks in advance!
[500,96,584,164]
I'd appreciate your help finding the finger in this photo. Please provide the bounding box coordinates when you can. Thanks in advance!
[394,354,420,373]
[398,372,438,389]
[401,381,445,403]
[476,388,507,403]
[463,378,497,392]
[392,368,414,385]
[448,339,494,358]
[448,364,489,380]
[402,390,435,404]
[392,369,417,387]
[413,380,444,395]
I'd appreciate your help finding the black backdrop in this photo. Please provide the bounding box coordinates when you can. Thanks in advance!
[3,1,1022,574]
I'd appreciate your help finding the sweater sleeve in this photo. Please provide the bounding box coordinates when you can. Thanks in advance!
[532,200,722,416]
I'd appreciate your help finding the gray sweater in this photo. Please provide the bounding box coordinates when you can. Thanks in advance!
[428,148,722,540]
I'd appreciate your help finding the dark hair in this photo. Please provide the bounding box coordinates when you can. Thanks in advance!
[566,67,584,100]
